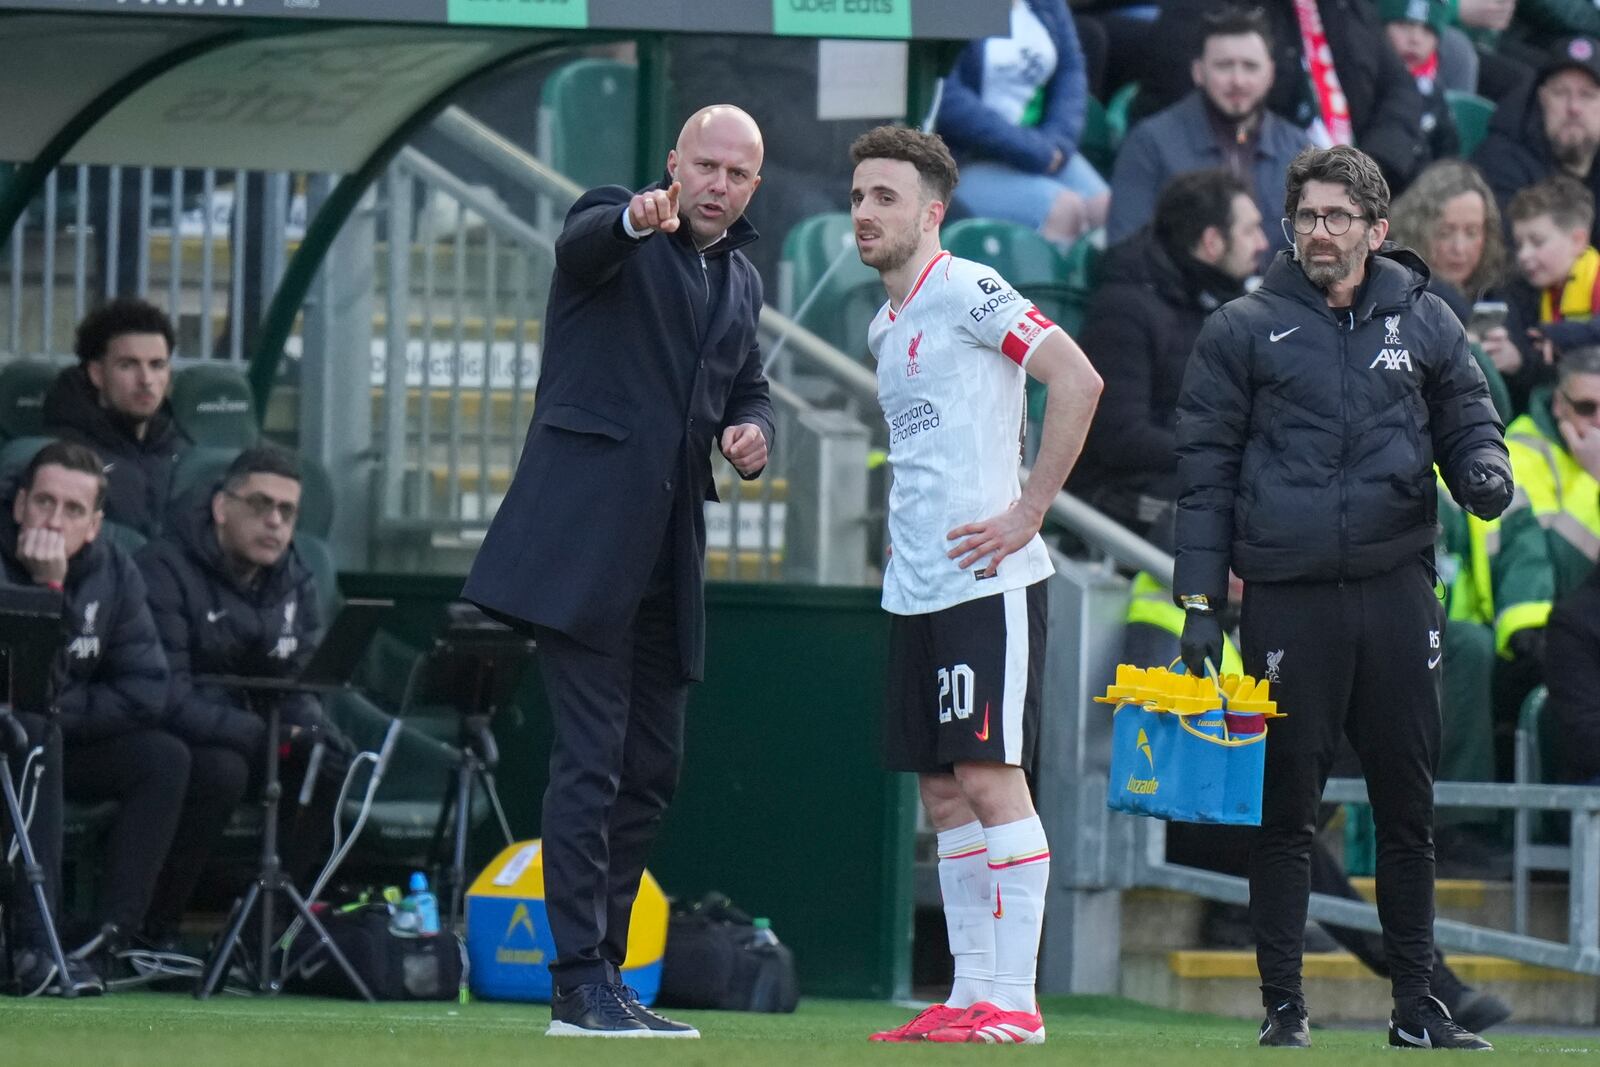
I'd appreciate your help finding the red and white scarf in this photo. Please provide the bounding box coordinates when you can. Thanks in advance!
[1293,0,1353,146]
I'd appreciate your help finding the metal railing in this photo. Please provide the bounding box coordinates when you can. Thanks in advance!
[1,163,305,365]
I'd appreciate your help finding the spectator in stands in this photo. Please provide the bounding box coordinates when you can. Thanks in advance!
[1543,557,1600,783]
[0,441,181,977]
[1380,0,1463,161]
[1132,0,1432,192]
[135,445,338,947]
[1387,159,1508,315]
[935,0,1110,247]
[42,300,192,540]
[1070,170,1265,537]
[1484,175,1598,410]
[1493,345,1600,686]
[1106,6,1311,254]
[1386,159,1517,447]
[1473,37,1600,251]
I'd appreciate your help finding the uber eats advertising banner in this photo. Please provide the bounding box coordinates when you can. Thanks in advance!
[0,0,1003,39]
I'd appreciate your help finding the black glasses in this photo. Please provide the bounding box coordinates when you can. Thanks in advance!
[1291,209,1362,236]
[226,491,298,523]
[1561,389,1600,418]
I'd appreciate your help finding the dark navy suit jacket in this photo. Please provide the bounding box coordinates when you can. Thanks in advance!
[463,181,773,680]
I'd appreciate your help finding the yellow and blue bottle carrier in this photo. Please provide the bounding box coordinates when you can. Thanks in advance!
[1096,663,1283,825]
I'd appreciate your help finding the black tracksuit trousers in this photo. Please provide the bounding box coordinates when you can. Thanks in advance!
[1241,561,1442,1008]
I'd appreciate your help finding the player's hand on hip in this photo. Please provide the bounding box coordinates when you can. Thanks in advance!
[947,501,1042,577]
[720,423,767,476]
[629,181,681,234]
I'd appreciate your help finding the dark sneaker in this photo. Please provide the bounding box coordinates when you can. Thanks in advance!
[619,985,700,1038]
[9,947,105,997]
[1258,1000,1311,1048]
[68,922,127,984]
[1388,994,1493,1050]
[547,981,650,1037]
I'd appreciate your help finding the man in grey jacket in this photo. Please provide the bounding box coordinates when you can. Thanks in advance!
[1108,5,1311,256]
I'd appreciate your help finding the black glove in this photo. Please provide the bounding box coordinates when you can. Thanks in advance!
[1462,456,1513,520]
[1179,609,1224,678]
[1508,627,1546,669]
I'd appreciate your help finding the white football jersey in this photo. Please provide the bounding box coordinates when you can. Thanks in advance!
[869,250,1058,616]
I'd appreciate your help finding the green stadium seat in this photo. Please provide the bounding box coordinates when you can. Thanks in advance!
[170,363,259,451]
[101,520,146,555]
[167,445,238,517]
[295,454,335,541]
[779,212,884,360]
[1106,82,1141,149]
[1446,91,1494,157]
[538,58,638,189]
[0,360,62,441]
[0,435,51,484]
[943,218,1069,292]
[296,531,340,625]
[1079,94,1115,178]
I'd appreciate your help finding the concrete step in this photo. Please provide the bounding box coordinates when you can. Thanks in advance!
[1122,949,1600,1026]
[1122,879,1572,951]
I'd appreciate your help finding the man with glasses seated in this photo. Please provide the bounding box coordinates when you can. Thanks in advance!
[134,445,340,947]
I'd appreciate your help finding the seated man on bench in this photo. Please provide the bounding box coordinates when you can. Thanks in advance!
[135,445,341,945]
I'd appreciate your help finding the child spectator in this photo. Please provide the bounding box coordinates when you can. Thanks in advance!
[1482,174,1600,410]
[1379,0,1461,160]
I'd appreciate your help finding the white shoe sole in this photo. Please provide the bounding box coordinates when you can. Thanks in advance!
[545,1021,699,1038]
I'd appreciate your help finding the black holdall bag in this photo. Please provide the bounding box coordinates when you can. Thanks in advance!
[283,905,465,1001]
[657,893,798,1013]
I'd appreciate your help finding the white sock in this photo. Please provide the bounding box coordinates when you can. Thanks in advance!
[984,814,1050,1013]
[936,820,994,1009]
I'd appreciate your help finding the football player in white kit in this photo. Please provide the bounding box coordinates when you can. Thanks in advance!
[850,126,1103,1045]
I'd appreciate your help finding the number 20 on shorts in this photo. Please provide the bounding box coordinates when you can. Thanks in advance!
[938,664,975,723]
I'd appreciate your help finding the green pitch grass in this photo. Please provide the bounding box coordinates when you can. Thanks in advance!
[0,993,1593,1066]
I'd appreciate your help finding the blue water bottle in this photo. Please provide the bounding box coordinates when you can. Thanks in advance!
[409,872,441,936]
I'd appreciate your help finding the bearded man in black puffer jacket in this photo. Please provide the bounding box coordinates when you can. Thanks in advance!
[1173,146,1511,1051]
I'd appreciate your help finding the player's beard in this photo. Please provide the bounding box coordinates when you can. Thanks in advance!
[1298,238,1366,289]
[861,223,923,274]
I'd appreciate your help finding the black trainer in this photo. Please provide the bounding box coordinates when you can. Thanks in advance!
[619,985,700,1037]
[9,947,105,997]
[1388,994,1493,1050]
[547,981,650,1037]
[1258,1000,1311,1048]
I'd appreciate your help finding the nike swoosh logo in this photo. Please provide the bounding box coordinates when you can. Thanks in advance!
[1395,1025,1432,1048]
[993,884,1004,920]
[1269,327,1300,342]
[1427,654,1442,670]
[207,610,227,623]
[975,702,991,743]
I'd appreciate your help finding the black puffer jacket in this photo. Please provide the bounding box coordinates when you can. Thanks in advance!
[0,500,168,743]
[135,501,323,759]
[1173,246,1509,606]
[1068,230,1246,526]
[42,364,191,540]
